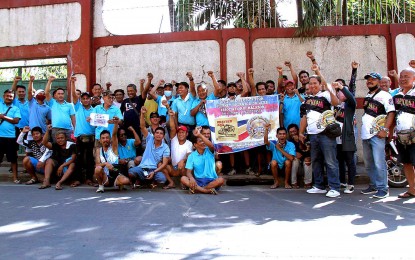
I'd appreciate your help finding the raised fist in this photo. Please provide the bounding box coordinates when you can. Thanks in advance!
[71,76,77,82]
[284,61,291,67]
[147,73,153,79]
[276,66,283,73]
[139,79,145,85]
[306,51,314,59]
[248,68,254,74]
[409,60,415,68]
[351,61,359,69]
[14,76,22,82]
[48,76,56,81]
[311,64,319,72]
[207,71,214,77]
[29,76,35,82]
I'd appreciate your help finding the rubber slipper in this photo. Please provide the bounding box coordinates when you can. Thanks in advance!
[39,185,51,189]
[55,185,63,190]
[398,191,415,198]
[270,184,279,189]
[210,188,218,195]
[13,179,21,184]
[163,185,175,190]
[25,179,39,185]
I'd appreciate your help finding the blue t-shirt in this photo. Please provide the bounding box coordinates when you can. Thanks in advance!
[191,93,216,127]
[155,95,175,118]
[282,94,303,129]
[118,139,137,160]
[48,99,75,130]
[74,101,95,137]
[266,141,296,169]
[0,102,21,138]
[185,147,217,179]
[29,98,51,133]
[389,88,399,97]
[13,99,29,128]
[171,93,196,126]
[92,104,123,139]
[138,134,170,169]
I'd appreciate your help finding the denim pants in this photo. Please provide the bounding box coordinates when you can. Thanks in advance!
[128,166,166,184]
[310,134,340,191]
[362,136,388,192]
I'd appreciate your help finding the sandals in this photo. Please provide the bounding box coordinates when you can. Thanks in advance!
[13,179,21,184]
[210,188,218,195]
[55,185,63,190]
[398,191,415,199]
[270,183,279,189]
[292,183,300,189]
[25,179,39,185]
[38,184,51,189]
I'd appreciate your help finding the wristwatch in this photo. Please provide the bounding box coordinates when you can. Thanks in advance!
[382,127,390,135]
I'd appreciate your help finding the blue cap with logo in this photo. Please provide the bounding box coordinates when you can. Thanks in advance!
[364,72,382,80]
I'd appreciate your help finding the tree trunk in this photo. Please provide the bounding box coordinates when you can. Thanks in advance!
[342,0,347,25]
[296,0,303,27]
[269,0,280,27]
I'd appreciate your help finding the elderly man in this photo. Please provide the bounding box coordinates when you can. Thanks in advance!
[360,72,395,198]
[0,89,21,183]
[393,69,415,199]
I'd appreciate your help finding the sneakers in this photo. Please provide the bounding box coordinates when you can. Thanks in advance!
[96,185,104,193]
[373,190,389,199]
[326,190,340,198]
[245,167,255,175]
[340,183,347,188]
[361,186,377,195]
[344,185,354,194]
[307,186,327,194]
[227,168,236,176]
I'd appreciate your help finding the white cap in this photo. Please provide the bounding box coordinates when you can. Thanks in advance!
[34,89,45,98]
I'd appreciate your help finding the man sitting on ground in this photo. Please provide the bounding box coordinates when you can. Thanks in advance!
[94,117,131,193]
[264,125,296,189]
[128,107,170,189]
[118,126,142,170]
[181,128,224,194]
[39,125,77,190]
[17,126,51,185]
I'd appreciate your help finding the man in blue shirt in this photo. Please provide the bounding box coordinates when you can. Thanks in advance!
[11,76,29,130]
[181,128,224,194]
[92,90,123,142]
[280,80,304,129]
[128,106,170,188]
[148,80,175,122]
[118,126,141,170]
[45,76,76,141]
[28,76,51,134]
[171,72,197,130]
[0,89,21,183]
[190,83,216,127]
[71,76,96,186]
[264,125,296,189]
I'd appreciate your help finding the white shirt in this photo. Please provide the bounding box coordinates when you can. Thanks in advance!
[305,91,333,134]
[395,87,415,132]
[361,90,395,140]
[170,136,193,166]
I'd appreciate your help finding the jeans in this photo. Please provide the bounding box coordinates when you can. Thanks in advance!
[310,134,340,191]
[362,136,388,192]
[128,166,166,184]
[337,145,357,185]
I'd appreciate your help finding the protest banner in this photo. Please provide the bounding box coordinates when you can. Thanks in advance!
[206,95,279,154]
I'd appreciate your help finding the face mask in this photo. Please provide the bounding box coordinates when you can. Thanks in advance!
[36,94,46,101]
[164,91,172,97]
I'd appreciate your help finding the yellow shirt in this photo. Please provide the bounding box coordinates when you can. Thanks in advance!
[144,99,158,125]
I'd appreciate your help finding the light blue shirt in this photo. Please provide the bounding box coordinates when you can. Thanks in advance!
[48,99,75,130]
[29,98,51,134]
[267,141,296,169]
[0,101,21,138]
[185,147,217,179]
[118,139,137,160]
[283,94,303,129]
[191,93,216,127]
[92,104,123,139]
[138,134,170,169]
[13,99,29,128]
[171,93,196,125]
[155,95,175,118]
[74,101,95,137]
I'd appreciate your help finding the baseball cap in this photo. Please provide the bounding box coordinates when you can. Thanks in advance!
[227,82,237,88]
[102,90,114,96]
[149,112,159,118]
[81,92,91,97]
[177,125,188,132]
[164,83,173,88]
[364,72,382,80]
[34,89,45,98]
[284,80,295,86]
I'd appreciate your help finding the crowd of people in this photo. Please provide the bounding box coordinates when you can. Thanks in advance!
[1,51,415,199]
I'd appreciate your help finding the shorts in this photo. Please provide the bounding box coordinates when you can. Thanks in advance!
[196,177,216,187]
[128,166,166,183]
[0,137,18,163]
[29,157,45,174]
[49,157,72,174]
[396,142,415,165]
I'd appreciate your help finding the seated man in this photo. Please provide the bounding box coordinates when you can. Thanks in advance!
[264,125,296,189]
[128,107,170,188]
[181,128,224,194]
[163,110,193,189]
[94,117,131,193]
[141,111,170,150]
[17,126,52,185]
[118,126,142,170]
[39,125,77,190]
[287,124,312,189]
[201,125,222,175]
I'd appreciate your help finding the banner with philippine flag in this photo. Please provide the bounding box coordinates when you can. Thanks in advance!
[206,95,279,154]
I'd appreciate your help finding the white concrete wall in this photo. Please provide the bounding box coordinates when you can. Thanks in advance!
[96,41,220,93]
[226,38,247,81]
[93,0,111,38]
[0,3,81,47]
[252,36,387,98]
[396,33,415,73]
